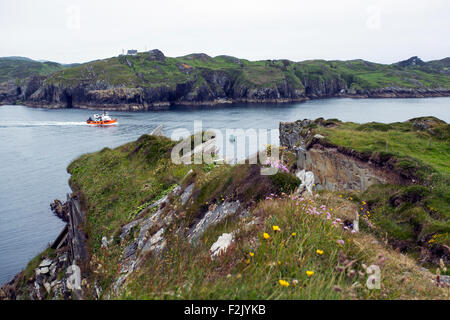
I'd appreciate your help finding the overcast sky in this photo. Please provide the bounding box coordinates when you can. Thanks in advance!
[1,0,449,64]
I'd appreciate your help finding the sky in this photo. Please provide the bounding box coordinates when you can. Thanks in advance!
[0,0,449,64]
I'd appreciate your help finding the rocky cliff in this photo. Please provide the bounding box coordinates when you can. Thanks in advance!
[1,51,450,110]
[0,194,88,300]
[280,117,450,265]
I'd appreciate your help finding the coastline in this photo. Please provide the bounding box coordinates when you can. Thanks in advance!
[2,89,450,111]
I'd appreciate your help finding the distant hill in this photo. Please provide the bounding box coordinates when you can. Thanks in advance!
[0,57,65,83]
[1,51,449,109]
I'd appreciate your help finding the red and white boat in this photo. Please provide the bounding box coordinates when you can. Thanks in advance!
[86,112,118,125]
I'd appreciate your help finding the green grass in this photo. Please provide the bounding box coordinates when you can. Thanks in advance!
[67,135,186,252]
[0,58,65,83]
[12,129,448,300]
[41,53,450,94]
[317,119,450,174]
[310,118,450,249]
[121,195,444,299]
[66,133,447,299]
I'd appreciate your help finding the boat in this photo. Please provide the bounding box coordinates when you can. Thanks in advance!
[86,112,118,125]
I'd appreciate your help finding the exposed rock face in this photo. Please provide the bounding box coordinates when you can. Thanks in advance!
[109,171,256,296]
[188,200,241,242]
[295,144,401,191]
[1,194,88,300]
[280,120,405,192]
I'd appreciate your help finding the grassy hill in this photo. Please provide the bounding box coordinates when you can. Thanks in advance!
[0,57,65,83]
[1,51,449,108]
[45,52,450,91]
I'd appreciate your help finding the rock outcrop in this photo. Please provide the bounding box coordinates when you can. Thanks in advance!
[0,194,88,300]
[280,120,406,192]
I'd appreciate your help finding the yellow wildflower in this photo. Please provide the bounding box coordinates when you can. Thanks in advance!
[306,271,315,277]
[279,280,290,287]
[249,252,255,257]
[278,260,281,265]
[263,233,270,240]
[291,232,296,237]
[246,259,251,264]
[316,249,324,255]
[273,225,280,232]
[362,201,366,205]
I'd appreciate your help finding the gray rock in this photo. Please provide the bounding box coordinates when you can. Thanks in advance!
[59,252,68,264]
[33,281,42,300]
[49,264,57,277]
[189,201,240,242]
[181,183,195,206]
[43,282,51,294]
[141,228,166,255]
[39,267,49,275]
[39,258,53,268]
[146,49,165,62]
[120,218,143,243]
[123,242,138,259]
[101,236,109,248]
[66,264,81,291]
[137,209,164,250]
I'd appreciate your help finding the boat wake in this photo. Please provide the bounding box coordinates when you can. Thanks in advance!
[0,121,88,128]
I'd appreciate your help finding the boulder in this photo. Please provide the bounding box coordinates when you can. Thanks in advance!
[39,258,53,268]
[188,201,241,242]
[147,49,165,62]
[66,264,81,292]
